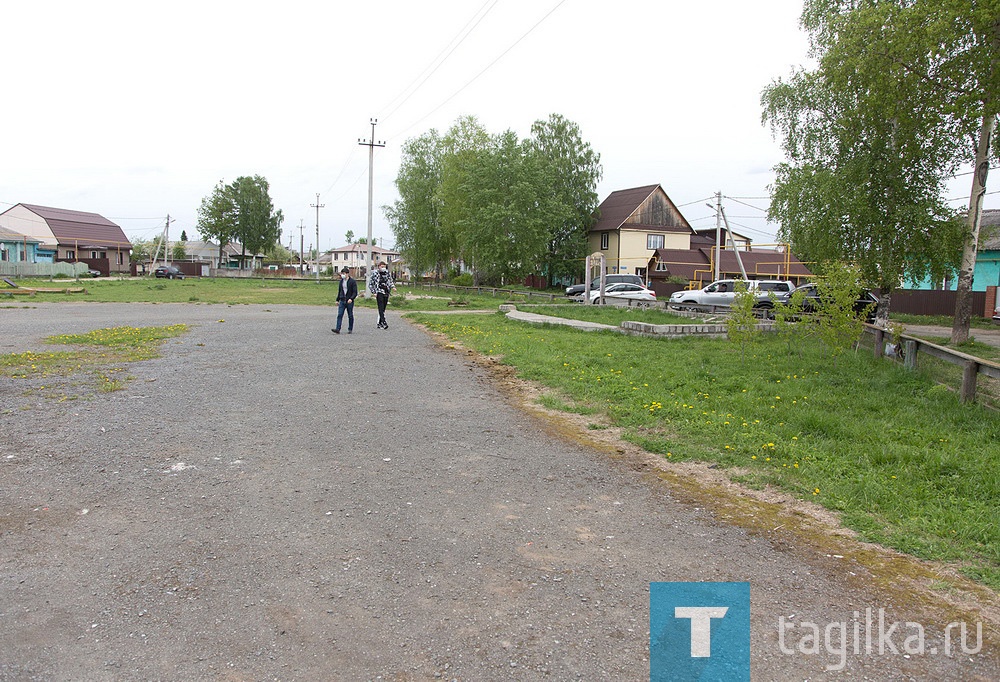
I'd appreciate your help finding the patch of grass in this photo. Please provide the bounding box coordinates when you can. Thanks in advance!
[409,312,1000,590]
[537,393,600,415]
[2,325,190,398]
[890,313,995,330]
[8,277,535,310]
[527,305,693,326]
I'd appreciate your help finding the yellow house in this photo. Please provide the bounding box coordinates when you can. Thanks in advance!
[588,184,695,280]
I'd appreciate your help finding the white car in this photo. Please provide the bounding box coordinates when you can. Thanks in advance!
[669,279,793,311]
[588,282,657,303]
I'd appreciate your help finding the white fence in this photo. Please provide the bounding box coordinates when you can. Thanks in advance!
[0,262,88,279]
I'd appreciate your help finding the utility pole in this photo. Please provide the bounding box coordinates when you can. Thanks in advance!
[714,192,722,281]
[359,118,385,287]
[310,194,325,283]
[298,219,305,275]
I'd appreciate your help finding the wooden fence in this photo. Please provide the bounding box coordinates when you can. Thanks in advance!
[0,262,88,278]
[866,325,1000,403]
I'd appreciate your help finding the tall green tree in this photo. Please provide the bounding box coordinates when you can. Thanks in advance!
[196,176,284,269]
[528,114,603,286]
[385,129,452,280]
[459,130,551,285]
[762,0,997,333]
[196,180,237,268]
[439,116,493,278]
[230,175,284,268]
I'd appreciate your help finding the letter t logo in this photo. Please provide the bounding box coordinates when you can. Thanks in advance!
[674,607,729,657]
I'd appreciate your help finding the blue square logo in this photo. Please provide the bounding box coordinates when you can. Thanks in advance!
[650,582,750,681]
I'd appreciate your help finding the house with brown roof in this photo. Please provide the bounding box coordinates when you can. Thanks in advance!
[589,184,812,295]
[588,184,695,279]
[0,203,132,275]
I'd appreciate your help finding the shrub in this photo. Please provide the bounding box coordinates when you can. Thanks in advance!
[450,273,474,287]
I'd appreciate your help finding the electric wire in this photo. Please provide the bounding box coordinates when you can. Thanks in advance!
[387,0,568,141]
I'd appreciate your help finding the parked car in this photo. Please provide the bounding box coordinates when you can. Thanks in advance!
[668,279,793,312]
[154,265,185,280]
[776,283,878,322]
[587,282,657,304]
[566,273,644,297]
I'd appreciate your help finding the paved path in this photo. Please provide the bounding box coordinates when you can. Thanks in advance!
[0,303,995,680]
[504,309,619,333]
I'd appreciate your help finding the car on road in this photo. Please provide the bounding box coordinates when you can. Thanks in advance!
[154,265,185,280]
[566,273,644,297]
[776,283,878,322]
[668,279,793,312]
[587,282,657,304]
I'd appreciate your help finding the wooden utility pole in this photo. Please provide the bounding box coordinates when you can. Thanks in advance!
[311,195,325,283]
[298,219,305,274]
[359,118,385,286]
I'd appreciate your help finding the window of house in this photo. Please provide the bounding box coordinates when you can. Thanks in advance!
[66,250,76,259]
[333,253,338,260]
[0,248,7,262]
[635,267,647,279]
[600,232,609,250]
[117,252,125,265]
[20,250,26,261]
[647,234,665,250]
[655,261,669,271]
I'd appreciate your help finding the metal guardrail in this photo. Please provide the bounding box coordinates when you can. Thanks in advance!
[866,325,1000,403]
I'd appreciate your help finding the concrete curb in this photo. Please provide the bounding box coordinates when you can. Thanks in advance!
[502,305,776,338]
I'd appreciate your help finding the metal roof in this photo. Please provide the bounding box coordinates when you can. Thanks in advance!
[590,184,693,234]
[18,203,131,248]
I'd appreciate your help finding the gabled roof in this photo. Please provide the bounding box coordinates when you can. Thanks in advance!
[981,209,1000,250]
[18,203,130,248]
[0,225,42,243]
[590,184,694,234]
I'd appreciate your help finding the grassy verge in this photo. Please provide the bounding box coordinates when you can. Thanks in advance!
[0,277,542,310]
[525,305,694,326]
[890,313,996,330]
[409,311,1000,589]
[0,324,189,399]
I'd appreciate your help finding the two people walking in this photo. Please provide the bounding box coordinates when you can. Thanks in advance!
[332,262,396,335]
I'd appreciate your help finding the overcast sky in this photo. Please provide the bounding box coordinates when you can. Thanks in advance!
[1,0,992,254]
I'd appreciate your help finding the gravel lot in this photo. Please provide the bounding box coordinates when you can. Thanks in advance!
[1,302,996,680]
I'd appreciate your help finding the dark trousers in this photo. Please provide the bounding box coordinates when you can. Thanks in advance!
[336,300,354,331]
[376,293,389,327]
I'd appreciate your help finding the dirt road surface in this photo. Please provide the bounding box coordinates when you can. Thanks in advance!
[1,303,996,680]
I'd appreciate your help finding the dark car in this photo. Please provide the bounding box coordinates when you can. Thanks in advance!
[565,273,644,297]
[777,283,877,322]
[154,265,185,280]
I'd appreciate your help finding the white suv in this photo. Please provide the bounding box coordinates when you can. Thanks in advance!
[668,279,793,312]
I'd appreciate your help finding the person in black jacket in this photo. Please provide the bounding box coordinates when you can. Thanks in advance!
[332,267,358,334]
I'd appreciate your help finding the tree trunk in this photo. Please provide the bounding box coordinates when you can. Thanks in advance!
[951,114,995,344]
[875,290,891,329]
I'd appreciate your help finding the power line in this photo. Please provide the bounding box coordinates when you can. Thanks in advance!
[389,0,568,140]
[674,196,715,208]
[379,0,499,124]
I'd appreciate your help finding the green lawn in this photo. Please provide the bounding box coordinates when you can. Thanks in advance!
[0,277,534,310]
[409,311,1000,589]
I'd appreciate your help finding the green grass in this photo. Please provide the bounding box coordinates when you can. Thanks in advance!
[890,313,996,330]
[1,324,190,397]
[526,305,694,326]
[409,311,1000,589]
[0,277,550,310]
